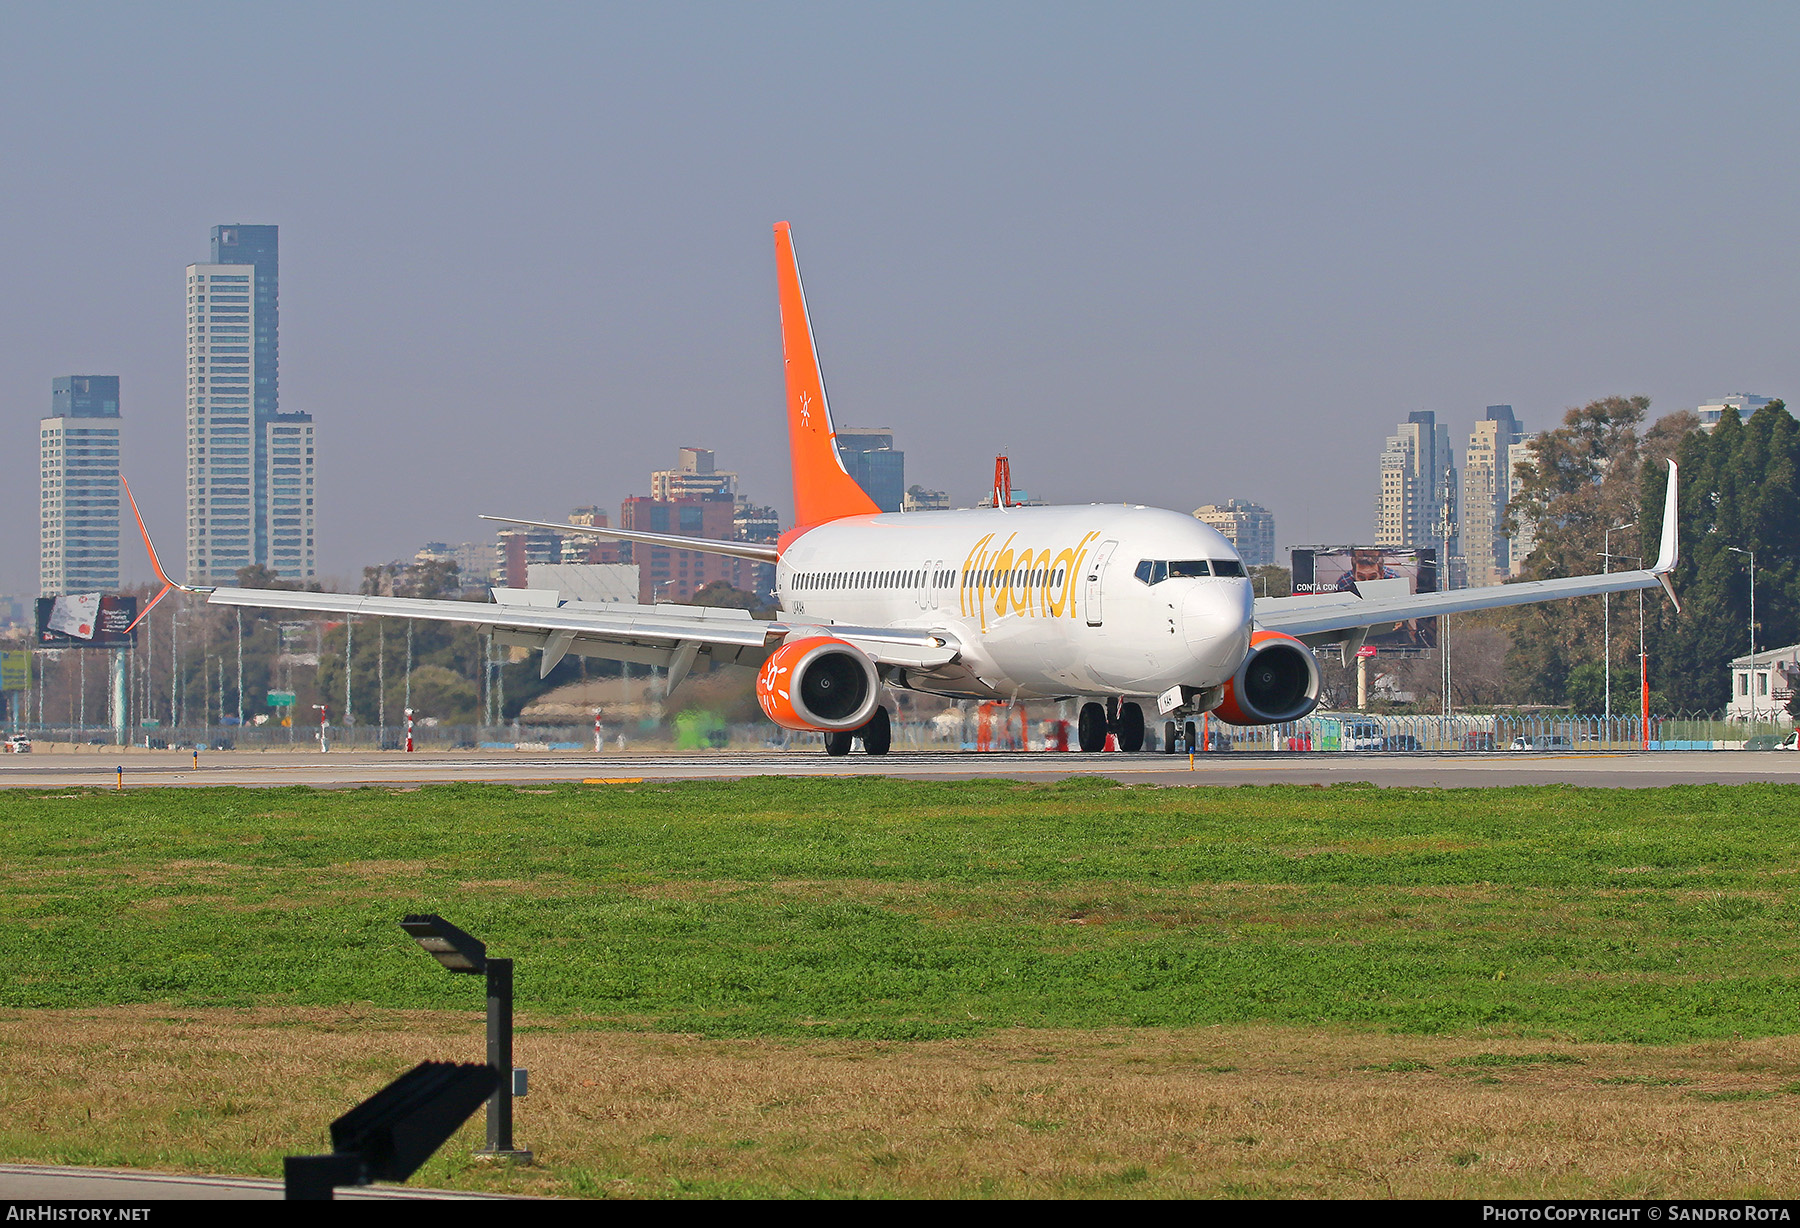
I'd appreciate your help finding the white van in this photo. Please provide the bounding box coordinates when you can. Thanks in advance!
[1510,735,1574,752]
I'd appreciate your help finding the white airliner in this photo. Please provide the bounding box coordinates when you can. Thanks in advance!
[126,222,1681,756]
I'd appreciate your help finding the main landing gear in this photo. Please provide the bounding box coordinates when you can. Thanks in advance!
[1078,698,1146,753]
[825,705,892,757]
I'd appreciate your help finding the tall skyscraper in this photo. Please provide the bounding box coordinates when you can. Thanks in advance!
[185,224,314,585]
[1462,406,1525,587]
[1375,411,1455,559]
[39,376,122,596]
[1193,500,1276,567]
[836,426,904,512]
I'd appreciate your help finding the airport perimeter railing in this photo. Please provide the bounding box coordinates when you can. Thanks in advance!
[4,710,1794,753]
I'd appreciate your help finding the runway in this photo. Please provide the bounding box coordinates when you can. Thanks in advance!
[0,747,1793,788]
[0,1162,512,1200]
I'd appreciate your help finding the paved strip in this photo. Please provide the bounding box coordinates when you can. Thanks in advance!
[0,749,1794,788]
[0,1162,513,1200]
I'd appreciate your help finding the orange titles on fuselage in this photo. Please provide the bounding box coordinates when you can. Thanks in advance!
[958,531,1099,631]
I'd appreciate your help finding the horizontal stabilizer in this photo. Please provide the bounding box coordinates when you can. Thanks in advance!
[478,514,780,564]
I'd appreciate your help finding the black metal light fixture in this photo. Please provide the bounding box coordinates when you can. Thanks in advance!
[400,914,530,1161]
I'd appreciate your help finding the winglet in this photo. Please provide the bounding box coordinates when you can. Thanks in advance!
[773,222,882,528]
[121,475,209,631]
[1651,459,1680,612]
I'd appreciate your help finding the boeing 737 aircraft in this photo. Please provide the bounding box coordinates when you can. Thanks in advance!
[126,222,1681,756]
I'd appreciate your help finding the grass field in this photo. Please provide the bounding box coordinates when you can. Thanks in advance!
[4,778,1800,1197]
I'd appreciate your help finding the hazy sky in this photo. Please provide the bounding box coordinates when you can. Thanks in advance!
[4,2,1796,593]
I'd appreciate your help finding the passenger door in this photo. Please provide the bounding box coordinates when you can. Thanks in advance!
[1083,540,1117,627]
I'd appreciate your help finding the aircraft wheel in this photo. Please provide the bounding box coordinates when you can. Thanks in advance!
[1077,702,1109,752]
[1163,721,1179,754]
[860,706,892,756]
[825,730,854,757]
[1184,720,1198,752]
[1116,702,1146,752]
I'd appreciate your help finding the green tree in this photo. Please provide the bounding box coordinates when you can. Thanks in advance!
[399,665,478,725]
[1499,398,1700,705]
[1642,400,1800,711]
[1564,662,1605,714]
[1249,564,1292,597]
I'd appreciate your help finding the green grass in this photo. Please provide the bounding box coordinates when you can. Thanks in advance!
[5,778,1800,1043]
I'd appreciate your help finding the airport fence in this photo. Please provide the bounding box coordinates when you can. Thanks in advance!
[4,710,1793,754]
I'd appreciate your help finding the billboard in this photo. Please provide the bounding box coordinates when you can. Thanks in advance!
[34,594,139,648]
[1290,546,1438,654]
[0,650,28,691]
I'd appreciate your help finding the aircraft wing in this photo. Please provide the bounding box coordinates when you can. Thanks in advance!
[202,586,957,684]
[1258,460,1681,641]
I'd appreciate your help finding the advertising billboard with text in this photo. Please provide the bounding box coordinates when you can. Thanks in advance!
[1290,546,1438,654]
[34,594,139,649]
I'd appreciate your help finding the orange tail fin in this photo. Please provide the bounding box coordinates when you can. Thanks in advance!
[774,222,881,527]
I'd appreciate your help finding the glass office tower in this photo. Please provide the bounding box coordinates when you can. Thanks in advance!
[186,225,314,584]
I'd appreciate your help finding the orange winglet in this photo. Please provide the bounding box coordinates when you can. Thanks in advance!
[120,475,191,632]
[774,222,882,529]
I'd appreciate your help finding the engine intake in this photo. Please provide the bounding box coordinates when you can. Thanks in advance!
[1215,631,1321,726]
[756,635,881,732]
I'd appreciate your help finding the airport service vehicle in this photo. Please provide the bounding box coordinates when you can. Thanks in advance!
[1783,731,1799,751]
[4,735,30,754]
[1510,735,1576,752]
[123,224,1684,756]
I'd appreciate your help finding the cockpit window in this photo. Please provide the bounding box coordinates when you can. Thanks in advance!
[1135,558,1246,584]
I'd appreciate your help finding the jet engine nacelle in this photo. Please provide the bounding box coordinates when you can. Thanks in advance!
[1214,630,1321,726]
[756,635,882,732]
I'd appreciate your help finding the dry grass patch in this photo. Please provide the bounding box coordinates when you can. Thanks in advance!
[2,1008,1799,1198]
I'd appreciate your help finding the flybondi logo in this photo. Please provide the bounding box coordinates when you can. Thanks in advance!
[758,655,791,701]
[959,531,1099,630]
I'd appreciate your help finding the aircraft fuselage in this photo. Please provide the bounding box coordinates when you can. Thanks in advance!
[776,503,1253,701]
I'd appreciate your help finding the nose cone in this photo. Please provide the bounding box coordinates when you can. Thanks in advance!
[1182,583,1252,677]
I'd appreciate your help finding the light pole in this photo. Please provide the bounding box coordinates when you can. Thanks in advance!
[399,915,529,1161]
[1601,521,1635,733]
[1601,550,1647,747]
[1729,546,1757,720]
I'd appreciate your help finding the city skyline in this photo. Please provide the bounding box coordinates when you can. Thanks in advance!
[3,7,1797,595]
